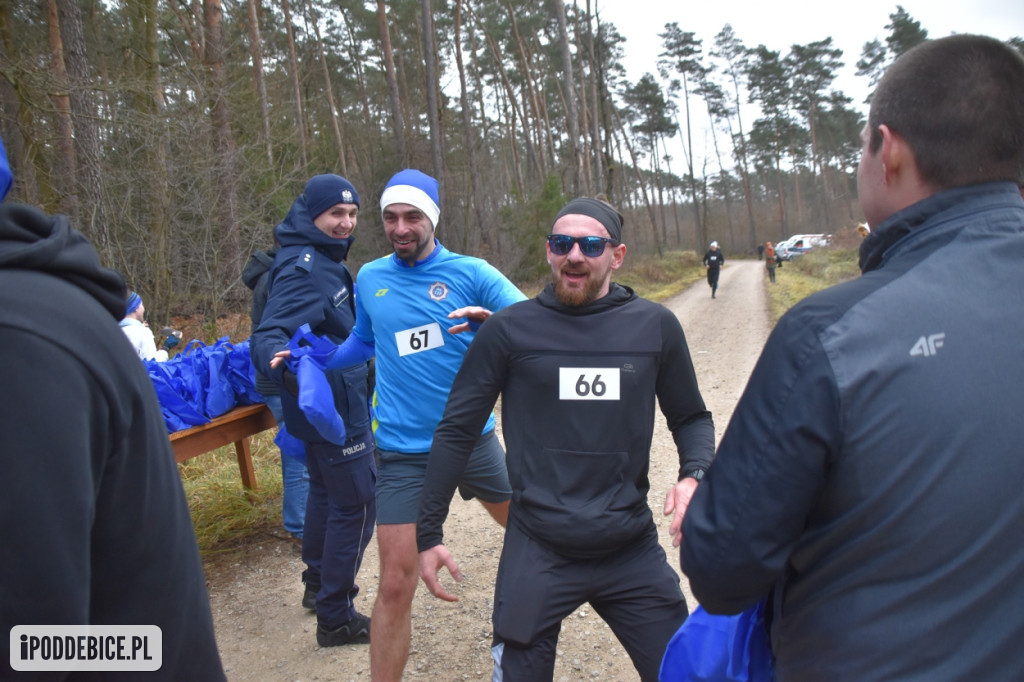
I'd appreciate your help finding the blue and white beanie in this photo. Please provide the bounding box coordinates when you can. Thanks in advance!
[379,169,440,229]
[125,291,143,316]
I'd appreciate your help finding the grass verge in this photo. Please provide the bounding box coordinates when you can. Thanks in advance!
[180,431,287,557]
[766,248,861,325]
[616,249,706,300]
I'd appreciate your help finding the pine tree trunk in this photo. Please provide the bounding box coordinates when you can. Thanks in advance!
[421,0,444,194]
[46,0,76,215]
[454,0,485,251]
[377,0,406,164]
[246,0,273,165]
[281,0,308,168]
[56,0,109,255]
[307,0,348,175]
[552,0,580,195]
[203,0,241,298]
[132,0,173,323]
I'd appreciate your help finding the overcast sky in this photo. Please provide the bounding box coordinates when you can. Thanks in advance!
[596,0,1024,173]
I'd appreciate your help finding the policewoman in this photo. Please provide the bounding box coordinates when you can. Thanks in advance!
[251,174,374,648]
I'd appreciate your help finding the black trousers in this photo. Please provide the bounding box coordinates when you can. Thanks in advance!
[707,268,721,290]
[491,522,688,681]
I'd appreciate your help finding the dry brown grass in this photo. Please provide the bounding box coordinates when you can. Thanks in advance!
[178,424,289,556]
[766,244,861,325]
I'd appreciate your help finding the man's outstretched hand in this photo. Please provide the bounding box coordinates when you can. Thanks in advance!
[270,348,291,370]
[447,306,492,334]
[419,544,463,602]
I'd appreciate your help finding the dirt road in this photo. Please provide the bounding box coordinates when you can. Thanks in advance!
[205,259,772,681]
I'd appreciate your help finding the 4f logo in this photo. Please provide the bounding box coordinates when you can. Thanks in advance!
[910,333,945,357]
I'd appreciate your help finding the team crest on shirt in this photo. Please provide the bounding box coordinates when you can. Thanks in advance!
[428,281,449,301]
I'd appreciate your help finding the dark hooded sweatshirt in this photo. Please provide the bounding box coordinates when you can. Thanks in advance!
[417,282,715,558]
[0,203,225,679]
[241,247,278,397]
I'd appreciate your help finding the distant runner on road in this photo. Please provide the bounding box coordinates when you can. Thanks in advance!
[702,241,725,298]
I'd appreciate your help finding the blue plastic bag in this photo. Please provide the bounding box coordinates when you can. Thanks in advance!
[274,421,307,464]
[202,337,237,418]
[286,324,347,445]
[225,339,263,405]
[145,359,210,433]
[659,599,773,682]
[179,337,236,419]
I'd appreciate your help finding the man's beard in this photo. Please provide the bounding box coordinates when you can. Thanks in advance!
[553,267,604,306]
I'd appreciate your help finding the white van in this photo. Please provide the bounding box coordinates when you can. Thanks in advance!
[777,234,830,260]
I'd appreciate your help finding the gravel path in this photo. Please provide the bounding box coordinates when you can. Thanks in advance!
[204,259,773,681]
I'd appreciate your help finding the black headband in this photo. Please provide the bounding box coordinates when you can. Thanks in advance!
[553,198,623,242]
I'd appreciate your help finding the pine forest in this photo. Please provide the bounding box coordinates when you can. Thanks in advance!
[1,0,1020,319]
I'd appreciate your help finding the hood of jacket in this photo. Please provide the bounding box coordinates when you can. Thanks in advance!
[242,248,276,291]
[0,202,126,320]
[858,181,1018,273]
[274,196,354,263]
[536,280,636,315]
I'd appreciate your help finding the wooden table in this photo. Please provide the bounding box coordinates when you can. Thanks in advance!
[168,403,276,490]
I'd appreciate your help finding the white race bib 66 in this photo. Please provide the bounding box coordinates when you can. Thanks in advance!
[396,322,444,357]
[559,367,620,400]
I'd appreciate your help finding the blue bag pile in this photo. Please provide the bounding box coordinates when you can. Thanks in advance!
[145,336,262,433]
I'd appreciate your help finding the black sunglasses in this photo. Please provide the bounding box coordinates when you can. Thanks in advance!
[546,234,619,257]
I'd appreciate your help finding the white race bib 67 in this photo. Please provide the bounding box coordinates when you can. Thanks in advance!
[559,367,620,400]
[396,322,444,357]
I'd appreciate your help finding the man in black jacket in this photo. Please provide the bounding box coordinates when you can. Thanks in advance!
[0,137,225,680]
[416,197,715,681]
[702,240,724,298]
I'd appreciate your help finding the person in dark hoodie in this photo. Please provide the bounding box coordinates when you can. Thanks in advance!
[0,135,225,679]
[416,197,715,681]
[242,242,309,548]
[250,174,374,648]
[701,240,724,298]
